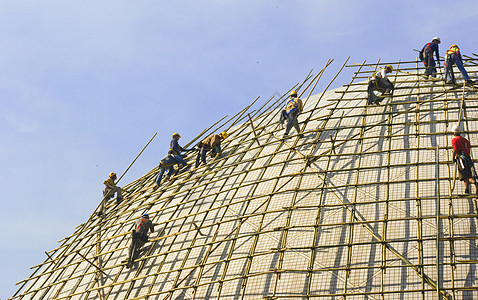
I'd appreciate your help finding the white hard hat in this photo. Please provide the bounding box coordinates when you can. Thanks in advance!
[451,124,461,133]
[433,37,441,43]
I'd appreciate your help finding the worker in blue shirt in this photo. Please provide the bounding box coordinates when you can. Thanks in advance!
[169,133,193,166]
[420,37,441,78]
[152,154,183,190]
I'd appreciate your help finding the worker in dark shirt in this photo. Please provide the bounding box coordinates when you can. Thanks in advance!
[420,37,441,78]
[169,133,193,165]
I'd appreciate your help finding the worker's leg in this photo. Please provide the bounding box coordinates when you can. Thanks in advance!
[195,150,201,167]
[444,64,453,84]
[425,52,434,76]
[112,186,123,200]
[279,110,287,125]
[284,110,298,136]
[167,165,175,179]
[428,56,436,77]
[173,154,187,166]
[455,58,470,81]
[379,79,394,94]
[367,80,378,104]
[200,147,208,164]
[154,166,166,186]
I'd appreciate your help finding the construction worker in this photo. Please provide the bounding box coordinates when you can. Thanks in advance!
[279,90,304,138]
[127,213,154,268]
[152,154,184,190]
[451,125,477,194]
[419,37,441,78]
[103,172,123,203]
[195,131,228,167]
[169,133,193,165]
[444,44,474,85]
[367,65,394,105]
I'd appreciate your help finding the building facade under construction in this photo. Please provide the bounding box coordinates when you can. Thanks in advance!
[11,55,478,299]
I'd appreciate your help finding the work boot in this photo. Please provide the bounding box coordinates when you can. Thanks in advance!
[367,96,374,105]
[445,81,455,85]
[465,189,470,194]
[116,197,123,204]
[152,183,159,191]
[466,79,475,85]
[298,134,305,138]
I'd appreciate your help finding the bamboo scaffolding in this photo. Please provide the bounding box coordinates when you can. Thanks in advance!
[13,60,478,300]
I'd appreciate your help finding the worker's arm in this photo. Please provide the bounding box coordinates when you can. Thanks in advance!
[149,221,155,233]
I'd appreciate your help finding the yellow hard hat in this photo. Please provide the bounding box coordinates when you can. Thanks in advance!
[450,44,459,50]
[290,90,298,97]
[109,172,117,178]
[221,131,228,139]
[172,133,181,138]
[386,65,393,72]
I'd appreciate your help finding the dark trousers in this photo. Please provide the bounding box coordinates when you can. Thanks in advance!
[367,78,394,104]
[280,109,300,136]
[444,55,455,84]
[128,231,148,261]
[424,51,437,77]
[196,143,211,167]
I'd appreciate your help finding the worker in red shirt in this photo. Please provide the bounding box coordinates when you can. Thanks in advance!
[127,213,154,268]
[451,125,477,194]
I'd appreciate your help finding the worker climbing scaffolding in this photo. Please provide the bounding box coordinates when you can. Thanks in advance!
[195,131,228,167]
[419,37,441,78]
[444,44,475,85]
[279,90,304,138]
[99,172,124,216]
[367,65,394,105]
[126,213,154,269]
[169,133,194,164]
[103,172,124,204]
[152,154,185,190]
[451,125,478,195]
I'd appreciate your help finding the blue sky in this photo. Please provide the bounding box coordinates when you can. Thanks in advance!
[1,1,477,297]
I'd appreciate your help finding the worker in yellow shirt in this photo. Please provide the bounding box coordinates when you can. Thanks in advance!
[279,91,304,138]
[103,172,123,204]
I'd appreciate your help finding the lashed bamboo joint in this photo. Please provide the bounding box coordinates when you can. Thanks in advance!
[12,57,478,299]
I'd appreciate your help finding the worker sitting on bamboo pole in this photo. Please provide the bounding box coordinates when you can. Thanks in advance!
[103,172,123,204]
[279,90,304,139]
[419,37,441,78]
[367,65,394,105]
[127,213,154,268]
[195,131,228,167]
[169,133,194,165]
[452,125,478,195]
[444,44,474,85]
[152,154,184,190]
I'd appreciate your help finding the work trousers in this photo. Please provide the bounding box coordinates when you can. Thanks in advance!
[280,109,300,136]
[445,54,470,83]
[155,164,175,185]
[103,186,122,200]
[424,51,437,77]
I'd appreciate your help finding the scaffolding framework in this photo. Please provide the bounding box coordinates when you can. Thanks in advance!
[12,55,478,299]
